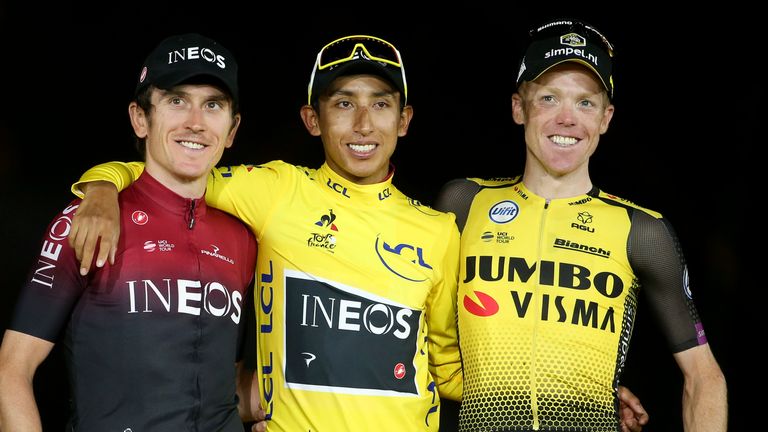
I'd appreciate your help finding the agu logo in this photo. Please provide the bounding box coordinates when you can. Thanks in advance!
[488,200,520,224]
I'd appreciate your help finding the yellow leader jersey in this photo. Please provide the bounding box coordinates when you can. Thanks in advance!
[74,160,463,432]
[434,177,707,432]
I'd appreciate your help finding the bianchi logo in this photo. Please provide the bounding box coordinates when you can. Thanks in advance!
[553,238,610,258]
[201,244,234,264]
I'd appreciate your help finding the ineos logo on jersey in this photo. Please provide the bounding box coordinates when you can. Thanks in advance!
[126,278,243,323]
[299,294,413,339]
[47,204,77,242]
[31,204,78,288]
[284,271,421,395]
[489,200,520,224]
[132,210,148,225]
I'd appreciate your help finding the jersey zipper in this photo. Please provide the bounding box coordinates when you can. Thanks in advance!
[188,199,196,229]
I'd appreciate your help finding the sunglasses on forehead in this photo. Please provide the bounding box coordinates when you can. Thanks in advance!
[307,35,408,105]
[531,20,615,57]
[317,35,403,70]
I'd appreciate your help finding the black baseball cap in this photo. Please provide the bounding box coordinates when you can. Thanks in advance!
[135,33,239,103]
[516,19,615,99]
[307,35,408,106]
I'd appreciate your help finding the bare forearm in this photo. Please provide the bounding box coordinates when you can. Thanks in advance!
[0,376,42,432]
[683,371,728,431]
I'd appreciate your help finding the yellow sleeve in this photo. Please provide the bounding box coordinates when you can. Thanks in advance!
[428,217,463,401]
[71,162,146,198]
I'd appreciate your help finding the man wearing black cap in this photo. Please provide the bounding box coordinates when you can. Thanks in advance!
[0,33,267,431]
[60,34,464,431]
[435,18,727,431]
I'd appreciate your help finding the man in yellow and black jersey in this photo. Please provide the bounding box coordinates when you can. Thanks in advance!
[434,18,727,432]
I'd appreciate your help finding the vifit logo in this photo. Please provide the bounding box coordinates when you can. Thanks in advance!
[283,270,421,395]
[488,200,520,224]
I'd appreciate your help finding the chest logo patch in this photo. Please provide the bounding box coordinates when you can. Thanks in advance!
[488,200,520,224]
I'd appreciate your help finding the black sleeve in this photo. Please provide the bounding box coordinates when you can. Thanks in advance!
[434,178,482,233]
[628,210,705,352]
[237,282,257,368]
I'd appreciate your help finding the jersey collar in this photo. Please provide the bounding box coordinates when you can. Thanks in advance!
[317,162,397,204]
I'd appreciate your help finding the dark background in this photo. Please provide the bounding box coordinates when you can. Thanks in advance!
[0,3,758,431]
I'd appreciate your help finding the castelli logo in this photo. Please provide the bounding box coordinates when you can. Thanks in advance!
[394,363,406,379]
[132,210,148,225]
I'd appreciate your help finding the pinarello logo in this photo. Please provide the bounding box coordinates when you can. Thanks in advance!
[683,265,692,299]
[463,291,499,317]
[132,210,149,225]
[394,362,406,379]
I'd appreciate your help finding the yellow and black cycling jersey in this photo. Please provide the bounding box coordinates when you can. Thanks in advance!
[435,176,706,432]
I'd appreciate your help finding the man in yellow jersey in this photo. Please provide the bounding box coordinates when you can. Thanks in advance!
[434,18,727,431]
[63,34,647,432]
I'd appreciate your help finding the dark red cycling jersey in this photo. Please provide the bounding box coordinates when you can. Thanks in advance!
[10,172,257,431]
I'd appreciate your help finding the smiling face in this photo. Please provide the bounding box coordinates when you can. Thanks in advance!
[513,63,614,195]
[300,74,413,185]
[130,84,240,197]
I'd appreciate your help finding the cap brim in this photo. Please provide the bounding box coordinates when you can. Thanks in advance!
[137,68,238,102]
[310,60,404,104]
